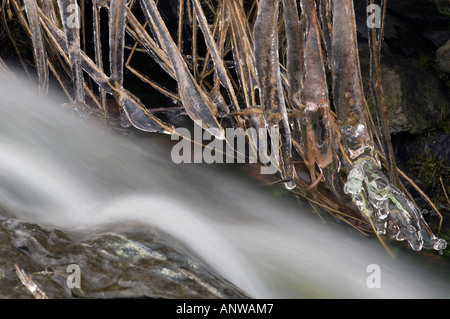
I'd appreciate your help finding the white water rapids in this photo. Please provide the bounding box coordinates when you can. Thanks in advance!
[0,74,449,298]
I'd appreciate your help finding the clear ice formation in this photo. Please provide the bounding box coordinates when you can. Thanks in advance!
[109,0,127,88]
[58,0,85,103]
[253,0,295,189]
[344,157,447,252]
[19,0,447,254]
[24,0,49,95]
[139,0,225,140]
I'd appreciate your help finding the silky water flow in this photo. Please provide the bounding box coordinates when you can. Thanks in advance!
[0,74,449,298]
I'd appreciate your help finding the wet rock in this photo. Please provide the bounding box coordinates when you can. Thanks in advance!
[0,216,249,299]
[393,130,450,169]
[424,30,450,49]
[356,0,450,56]
[386,0,450,25]
[355,0,450,134]
[437,40,450,73]
[359,44,450,134]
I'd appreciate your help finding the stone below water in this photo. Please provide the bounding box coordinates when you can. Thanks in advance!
[0,216,248,299]
[437,40,450,73]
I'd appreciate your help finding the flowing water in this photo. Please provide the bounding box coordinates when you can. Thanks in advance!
[0,74,449,299]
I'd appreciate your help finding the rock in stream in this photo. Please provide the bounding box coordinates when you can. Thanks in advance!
[0,213,249,299]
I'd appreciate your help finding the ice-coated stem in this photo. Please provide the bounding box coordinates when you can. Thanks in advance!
[23,0,49,95]
[38,8,173,134]
[57,0,85,103]
[282,0,303,111]
[139,0,225,139]
[92,0,107,112]
[330,0,445,252]
[330,0,376,161]
[300,0,344,198]
[254,0,295,189]
[109,0,127,88]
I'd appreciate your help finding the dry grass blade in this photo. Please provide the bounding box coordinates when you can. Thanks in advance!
[9,0,73,102]
[126,64,181,103]
[226,0,258,108]
[367,0,400,187]
[192,0,239,112]
[125,8,175,78]
[40,0,57,24]
[38,8,109,95]
[441,176,450,207]
[1,0,31,79]
[23,0,49,95]
[317,0,333,57]
[139,0,225,139]
[14,264,48,299]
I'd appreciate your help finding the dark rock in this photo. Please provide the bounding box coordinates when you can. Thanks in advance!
[424,30,450,49]
[354,0,450,134]
[355,0,450,57]
[437,40,450,73]
[386,0,450,25]
[393,130,450,169]
[0,216,249,299]
[359,43,450,134]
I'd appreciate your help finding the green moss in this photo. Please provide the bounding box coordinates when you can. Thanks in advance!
[419,53,450,87]
[435,0,450,17]
[439,230,450,258]
[409,149,450,209]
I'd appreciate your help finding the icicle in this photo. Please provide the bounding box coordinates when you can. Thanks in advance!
[120,109,132,128]
[209,87,229,118]
[23,0,49,95]
[330,0,376,161]
[344,157,447,251]
[253,0,295,189]
[281,0,310,166]
[302,1,335,169]
[39,9,173,133]
[0,56,10,74]
[92,0,107,112]
[39,13,113,95]
[298,0,346,199]
[282,0,303,111]
[139,0,225,140]
[57,0,85,103]
[115,88,174,134]
[109,0,127,88]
